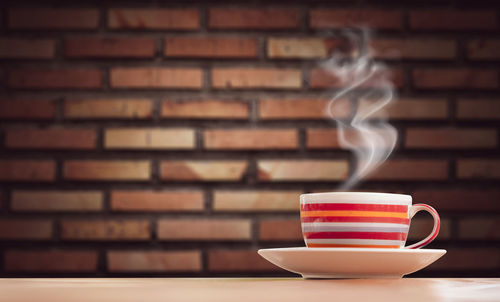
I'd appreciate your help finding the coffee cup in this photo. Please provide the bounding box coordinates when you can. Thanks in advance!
[300,192,440,249]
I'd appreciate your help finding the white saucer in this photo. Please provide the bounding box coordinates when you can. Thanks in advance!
[258,247,446,279]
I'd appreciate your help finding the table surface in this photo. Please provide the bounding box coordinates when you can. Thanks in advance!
[0,278,499,302]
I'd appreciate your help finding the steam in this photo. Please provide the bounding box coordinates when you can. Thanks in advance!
[322,28,397,191]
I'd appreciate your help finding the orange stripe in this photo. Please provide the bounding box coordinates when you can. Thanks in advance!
[307,243,401,248]
[301,210,408,218]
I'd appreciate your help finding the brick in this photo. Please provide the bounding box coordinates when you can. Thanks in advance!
[412,69,498,89]
[405,128,497,149]
[65,37,155,58]
[104,128,195,150]
[310,68,404,89]
[259,99,350,120]
[6,128,97,149]
[0,38,55,59]
[61,220,150,240]
[9,69,102,89]
[428,248,500,271]
[457,99,500,120]
[407,218,451,241]
[208,250,282,272]
[0,220,52,240]
[162,99,249,119]
[9,8,99,29]
[165,37,257,58]
[212,68,301,89]
[110,68,202,89]
[467,40,500,60]
[358,98,448,120]
[11,191,103,212]
[0,160,55,182]
[306,128,397,149]
[5,250,98,272]
[213,190,301,212]
[160,160,248,181]
[459,218,500,239]
[64,99,153,119]
[111,190,204,212]
[267,38,344,59]
[108,9,199,30]
[409,10,497,30]
[259,219,302,241]
[371,39,456,60]
[413,190,500,212]
[258,160,348,181]
[64,160,150,181]
[209,8,300,29]
[457,159,500,179]
[310,9,402,30]
[107,250,201,272]
[0,100,55,119]
[366,159,448,180]
[204,129,297,150]
[157,219,251,241]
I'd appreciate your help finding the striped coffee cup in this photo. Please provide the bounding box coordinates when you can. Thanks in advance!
[300,192,440,249]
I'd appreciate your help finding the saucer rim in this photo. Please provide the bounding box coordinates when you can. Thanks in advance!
[258,247,447,254]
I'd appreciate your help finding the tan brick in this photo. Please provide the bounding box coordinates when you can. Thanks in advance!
[428,248,500,271]
[371,38,456,60]
[64,99,153,119]
[358,98,448,120]
[407,218,451,241]
[208,250,283,272]
[65,37,155,58]
[0,220,52,240]
[412,69,498,89]
[457,159,500,179]
[0,160,55,182]
[157,219,251,240]
[165,37,257,58]
[310,68,404,89]
[306,128,397,149]
[259,219,302,241]
[409,10,497,30]
[366,159,448,180]
[64,160,150,181]
[212,68,301,89]
[0,100,55,119]
[6,128,97,149]
[0,38,55,59]
[9,8,99,29]
[5,250,98,272]
[160,160,247,181]
[162,100,249,119]
[259,99,350,120]
[104,128,195,150]
[110,68,202,89]
[258,160,348,181]
[213,190,301,212]
[310,9,403,30]
[268,38,344,59]
[111,190,204,212]
[204,129,297,150]
[457,99,500,120]
[209,8,300,29]
[9,69,102,89]
[61,220,150,240]
[11,191,103,212]
[405,128,497,149]
[107,250,202,272]
[413,190,500,212]
[108,9,199,30]
[458,218,500,240]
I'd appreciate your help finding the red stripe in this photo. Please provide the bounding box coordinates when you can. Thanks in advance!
[301,203,408,213]
[301,216,410,225]
[304,231,408,241]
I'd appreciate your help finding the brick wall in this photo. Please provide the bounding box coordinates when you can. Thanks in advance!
[0,1,499,277]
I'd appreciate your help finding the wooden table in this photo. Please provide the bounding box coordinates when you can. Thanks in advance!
[0,278,499,302]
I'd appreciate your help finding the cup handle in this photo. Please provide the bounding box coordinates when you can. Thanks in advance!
[405,204,440,249]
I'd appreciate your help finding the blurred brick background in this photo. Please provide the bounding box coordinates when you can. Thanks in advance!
[0,0,499,277]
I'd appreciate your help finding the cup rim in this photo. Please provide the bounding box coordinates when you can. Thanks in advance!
[300,192,412,204]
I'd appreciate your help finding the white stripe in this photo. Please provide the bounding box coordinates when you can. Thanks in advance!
[300,199,410,205]
[305,238,404,246]
[301,222,409,228]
